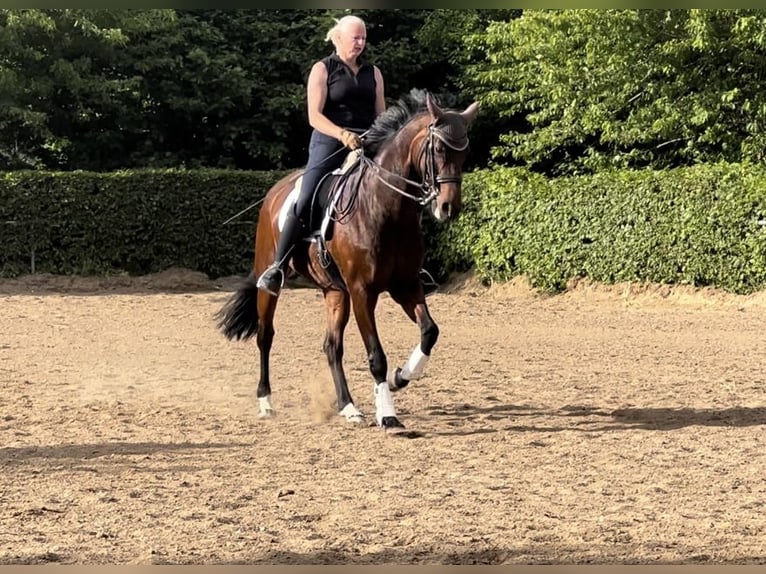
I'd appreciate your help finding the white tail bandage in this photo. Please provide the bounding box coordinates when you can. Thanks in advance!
[374,382,397,425]
[400,344,429,380]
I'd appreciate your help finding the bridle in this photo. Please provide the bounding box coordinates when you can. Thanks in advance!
[220,110,471,228]
[358,116,469,206]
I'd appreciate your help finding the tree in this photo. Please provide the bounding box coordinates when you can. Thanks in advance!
[465,9,766,175]
[0,9,517,172]
[0,9,176,170]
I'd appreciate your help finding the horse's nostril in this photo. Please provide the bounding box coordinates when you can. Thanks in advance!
[440,202,451,217]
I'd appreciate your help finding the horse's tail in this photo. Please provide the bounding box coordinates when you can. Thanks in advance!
[216,273,260,341]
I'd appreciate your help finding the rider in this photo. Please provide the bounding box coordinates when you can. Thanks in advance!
[256,14,386,296]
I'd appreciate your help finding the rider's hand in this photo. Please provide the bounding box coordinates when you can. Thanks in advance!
[340,129,362,150]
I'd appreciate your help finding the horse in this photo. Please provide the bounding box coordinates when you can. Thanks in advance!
[216,88,479,435]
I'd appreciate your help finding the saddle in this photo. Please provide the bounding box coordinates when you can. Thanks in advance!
[277,148,362,242]
[277,149,362,281]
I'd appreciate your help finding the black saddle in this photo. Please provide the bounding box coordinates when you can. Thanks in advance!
[286,151,363,289]
[306,151,363,240]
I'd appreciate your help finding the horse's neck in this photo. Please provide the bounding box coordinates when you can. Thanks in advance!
[361,120,425,223]
[378,118,425,178]
[359,162,417,232]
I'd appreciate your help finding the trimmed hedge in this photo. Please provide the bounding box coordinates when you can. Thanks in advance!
[4,164,766,295]
[430,162,766,294]
[0,169,288,278]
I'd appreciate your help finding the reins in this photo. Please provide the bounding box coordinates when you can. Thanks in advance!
[221,142,354,226]
[222,117,468,226]
[357,120,469,207]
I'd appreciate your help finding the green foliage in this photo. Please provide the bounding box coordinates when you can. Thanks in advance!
[0,168,287,278]
[0,9,176,170]
[123,9,329,171]
[429,163,766,295]
[6,8,766,298]
[5,163,766,297]
[0,9,507,173]
[465,9,766,175]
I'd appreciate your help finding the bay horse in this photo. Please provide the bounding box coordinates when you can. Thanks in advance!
[216,89,479,434]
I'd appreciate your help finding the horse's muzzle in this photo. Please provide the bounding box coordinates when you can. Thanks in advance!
[432,175,462,222]
[432,192,462,223]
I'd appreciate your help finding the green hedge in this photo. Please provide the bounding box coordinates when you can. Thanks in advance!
[429,162,766,294]
[0,169,288,278]
[5,164,766,295]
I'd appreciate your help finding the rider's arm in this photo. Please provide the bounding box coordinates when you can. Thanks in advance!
[307,62,345,141]
[373,65,386,117]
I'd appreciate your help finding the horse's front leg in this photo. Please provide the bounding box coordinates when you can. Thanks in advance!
[388,286,439,392]
[322,288,364,423]
[349,286,406,433]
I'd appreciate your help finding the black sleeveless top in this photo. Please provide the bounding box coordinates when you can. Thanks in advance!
[321,53,377,132]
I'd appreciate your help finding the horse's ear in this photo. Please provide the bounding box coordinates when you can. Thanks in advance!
[460,101,480,125]
[426,92,444,120]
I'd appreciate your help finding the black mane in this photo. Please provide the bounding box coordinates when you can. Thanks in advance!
[362,88,435,156]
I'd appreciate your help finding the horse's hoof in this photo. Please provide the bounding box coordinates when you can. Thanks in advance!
[380,416,405,432]
[258,396,276,419]
[380,416,423,438]
[387,368,410,393]
[339,403,365,424]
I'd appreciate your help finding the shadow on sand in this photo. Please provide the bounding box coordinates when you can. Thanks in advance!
[424,402,766,436]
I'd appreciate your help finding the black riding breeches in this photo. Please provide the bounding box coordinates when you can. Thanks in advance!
[293,129,346,221]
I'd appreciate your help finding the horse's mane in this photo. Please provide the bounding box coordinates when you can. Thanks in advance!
[363,88,437,156]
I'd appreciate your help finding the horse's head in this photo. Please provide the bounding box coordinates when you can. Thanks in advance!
[416,93,479,223]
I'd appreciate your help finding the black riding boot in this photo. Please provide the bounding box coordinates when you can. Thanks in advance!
[256,213,303,296]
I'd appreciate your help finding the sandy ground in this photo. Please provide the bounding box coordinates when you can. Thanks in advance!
[1,268,766,564]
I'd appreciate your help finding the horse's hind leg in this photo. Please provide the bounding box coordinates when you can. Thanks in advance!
[216,274,279,418]
[256,289,279,417]
[387,287,439,392]
[322,288,364,423]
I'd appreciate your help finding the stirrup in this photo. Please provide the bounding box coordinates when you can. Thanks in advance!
[420,269,439,296]
[256,264,285,296]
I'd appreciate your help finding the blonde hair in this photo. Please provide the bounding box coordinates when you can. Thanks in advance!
[325,15,366,44]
